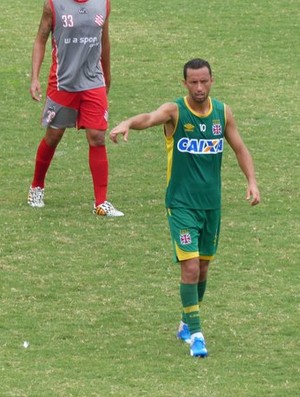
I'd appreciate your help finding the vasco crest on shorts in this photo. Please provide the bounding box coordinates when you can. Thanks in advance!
[180,229,192,245]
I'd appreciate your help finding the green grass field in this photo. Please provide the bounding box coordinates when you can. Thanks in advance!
[1,1,299,396]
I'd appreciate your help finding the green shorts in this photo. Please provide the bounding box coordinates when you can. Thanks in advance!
[167,208,221,263]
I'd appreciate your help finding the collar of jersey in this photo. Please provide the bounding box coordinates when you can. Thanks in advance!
[184,96,212,118]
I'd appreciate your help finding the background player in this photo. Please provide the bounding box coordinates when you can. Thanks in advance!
[28,0,123,217]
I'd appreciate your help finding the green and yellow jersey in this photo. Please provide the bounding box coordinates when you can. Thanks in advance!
[165,96,226,210]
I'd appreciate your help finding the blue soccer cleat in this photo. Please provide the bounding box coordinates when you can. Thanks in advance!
[190,334,208,358]
[176,322,191,344]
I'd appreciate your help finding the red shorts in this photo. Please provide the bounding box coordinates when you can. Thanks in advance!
[43,86,108,130]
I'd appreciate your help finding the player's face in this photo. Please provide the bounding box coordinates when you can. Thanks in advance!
[184,67,213,103]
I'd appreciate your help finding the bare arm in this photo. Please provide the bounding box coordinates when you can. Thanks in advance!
[30,0,52,101]
[225,105,260,206]
[101,0,111,93]
[109,102,177,143]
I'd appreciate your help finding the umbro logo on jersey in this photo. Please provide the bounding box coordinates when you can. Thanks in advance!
[177,137,223,154]
[184,123,195,133]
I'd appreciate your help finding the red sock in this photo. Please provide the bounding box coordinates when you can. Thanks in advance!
[31,138,56,188]
[89,145,108,205]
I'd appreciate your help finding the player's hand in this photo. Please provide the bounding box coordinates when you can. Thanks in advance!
[246,183,260,206]
[30,79,42,101]
[109,123,130,144]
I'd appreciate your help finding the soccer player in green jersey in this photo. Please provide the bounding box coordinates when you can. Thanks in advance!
[110,58,260,358]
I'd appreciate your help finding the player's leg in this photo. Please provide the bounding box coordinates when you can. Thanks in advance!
[80,88,123,217]
[85,128,123,217]
[86,128,108,206]
[180,257,202,336]
[167,208,207,357]
[198,209,221,304]
[180,257,208,358]
[183,209,221,355]
[28,90,76,207]
[33,127,65,186]
[198,259,209,306]
[28,129,66,208]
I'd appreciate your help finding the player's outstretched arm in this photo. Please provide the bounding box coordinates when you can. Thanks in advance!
[109,102,177,143]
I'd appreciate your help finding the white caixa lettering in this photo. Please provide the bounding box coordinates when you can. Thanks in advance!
[177,138,223,154]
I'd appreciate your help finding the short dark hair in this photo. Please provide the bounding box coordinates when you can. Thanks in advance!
[183,58,212,79]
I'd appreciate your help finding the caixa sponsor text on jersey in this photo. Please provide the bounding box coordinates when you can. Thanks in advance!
[177,138,224,154]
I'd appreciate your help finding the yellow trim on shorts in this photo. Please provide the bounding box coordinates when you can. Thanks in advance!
[199,254,214,261]
[175,244,214,262]
[183,305,199,314]
[175,243,199,261]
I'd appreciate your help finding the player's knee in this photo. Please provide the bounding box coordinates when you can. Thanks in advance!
[45,129,64,147]
[181,258,200,283]
[86,129,106,146]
